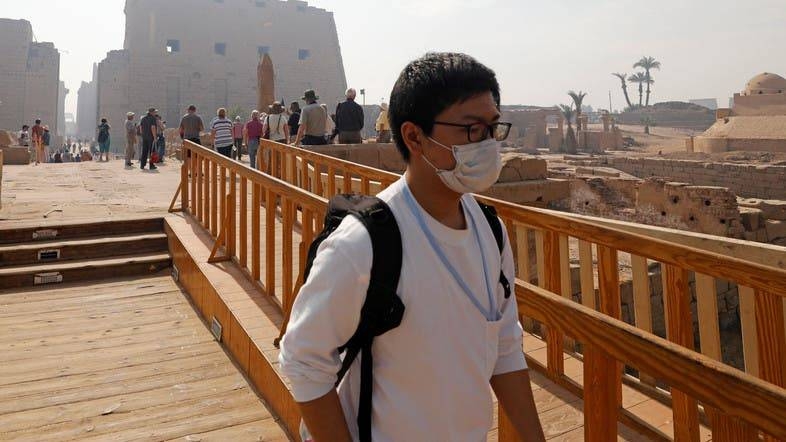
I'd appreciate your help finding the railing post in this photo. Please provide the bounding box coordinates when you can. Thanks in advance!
[584,343,618,441]
[265,188,276,297]
[239,176,248,269]
[251,182,261,281]
[663,264,700,441]
[542,230,564,378]
[595,245,622,412]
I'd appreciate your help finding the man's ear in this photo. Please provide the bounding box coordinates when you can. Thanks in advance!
[400,121,425,159]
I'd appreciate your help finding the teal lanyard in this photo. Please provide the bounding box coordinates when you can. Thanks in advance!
[402,186,499,321]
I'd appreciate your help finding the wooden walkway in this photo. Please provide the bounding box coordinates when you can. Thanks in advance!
[0,273,289,441]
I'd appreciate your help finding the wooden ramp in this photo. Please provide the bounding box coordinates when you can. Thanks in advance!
[0,273,289,441]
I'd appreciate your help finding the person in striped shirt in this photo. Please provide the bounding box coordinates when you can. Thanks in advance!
[210,108,234,158]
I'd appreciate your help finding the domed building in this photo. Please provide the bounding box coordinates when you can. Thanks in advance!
[692,72,786,153]
[743,72,786,96]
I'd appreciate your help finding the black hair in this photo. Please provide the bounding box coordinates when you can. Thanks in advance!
[388,52,500,162]
[35,119,41,124]
[22,125,29,129]
[101,118,107,123]
[290,102,301,112]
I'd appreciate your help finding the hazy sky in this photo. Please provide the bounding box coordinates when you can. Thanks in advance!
[2,0,785,116]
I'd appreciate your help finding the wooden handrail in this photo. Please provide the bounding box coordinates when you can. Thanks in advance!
[261,139,786,293]
[516,280,786,439]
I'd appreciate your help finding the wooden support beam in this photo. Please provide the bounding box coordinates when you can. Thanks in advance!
[662,264,700,442]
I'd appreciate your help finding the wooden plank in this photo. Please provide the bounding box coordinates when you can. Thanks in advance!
[516,282,786,440]
[695,273,721,361]
[515,225,531,283]
[239,176,248,269]
[181,156,189,212]
[314,161,323,197]
[361,176,370,194]
[662,264,701,442]
[584,344,618,441]
[251,182,261,281]
[578,240,595,310]
[265,188,276,297]
[739,285,760,377]
[535,230,546,288]
[631,255,656,387]
[343,169,352,194]
[327,165,336,197]
[210,160,218,237]
[191,153,198,220]
[595,244,623,409]
[754,289,786,388]
[228,172,236,257]
[542,231,564,378]
[282,198,293,308]
[710,413,757,442]
[219,165,227,242]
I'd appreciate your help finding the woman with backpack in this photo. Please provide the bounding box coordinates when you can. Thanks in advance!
[266,102,289,144]
[96,118,111,162]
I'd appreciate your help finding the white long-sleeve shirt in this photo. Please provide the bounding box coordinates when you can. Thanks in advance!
[279,177,526,441]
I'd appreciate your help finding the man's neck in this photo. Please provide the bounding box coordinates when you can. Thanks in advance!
[405,169,466,230]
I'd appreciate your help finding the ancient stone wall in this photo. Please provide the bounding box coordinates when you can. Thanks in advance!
[0,19,61,135]
[96,0,347,148]
[601,157,786,200]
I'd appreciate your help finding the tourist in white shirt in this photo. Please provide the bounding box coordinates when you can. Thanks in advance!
[279,52,545,441]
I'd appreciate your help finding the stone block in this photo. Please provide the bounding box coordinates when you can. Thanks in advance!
[738,198,786,221]
[377,145,406,173]
[0,130,16,147]
[739,207,762,231]
[498,154,547,182]
[481,179,569,206]
[0,146,31,164]
[765,219,786,241]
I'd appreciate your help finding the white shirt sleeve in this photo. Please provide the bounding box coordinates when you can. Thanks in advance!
[278,217,372,402]
[493,221,528,375]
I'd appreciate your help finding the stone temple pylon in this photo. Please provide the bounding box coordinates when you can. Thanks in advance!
[258,53,275,113]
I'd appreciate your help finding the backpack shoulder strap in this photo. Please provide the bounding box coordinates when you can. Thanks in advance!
[476,200,512,299]
[335,195,403,442]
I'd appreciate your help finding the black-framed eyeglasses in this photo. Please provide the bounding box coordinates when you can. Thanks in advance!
[432,121,512,143]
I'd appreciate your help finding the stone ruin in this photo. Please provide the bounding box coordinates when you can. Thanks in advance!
[0,130,31,165]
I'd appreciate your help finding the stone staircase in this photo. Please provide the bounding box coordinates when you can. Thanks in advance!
[0,217,171,289]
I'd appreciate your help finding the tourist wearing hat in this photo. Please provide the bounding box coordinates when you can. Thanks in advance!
[266,101,290,145]
[376,102,391,143]
[294,89,327,146]
[139,107,158,170]
[42,125,52,162]
[125,112,137,167]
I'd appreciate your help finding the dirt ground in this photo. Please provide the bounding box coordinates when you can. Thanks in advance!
[0,159,182,224]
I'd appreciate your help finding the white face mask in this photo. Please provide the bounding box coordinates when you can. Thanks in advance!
[422,136,502,194]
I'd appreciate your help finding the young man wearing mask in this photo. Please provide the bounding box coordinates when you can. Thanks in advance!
[280,52,545,441]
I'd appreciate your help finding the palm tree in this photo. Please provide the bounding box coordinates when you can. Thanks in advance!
[612,73,632,109]
[633,56,661,106]
[559,104,577,154]
[567,90,587,130]
[628,72,647,107]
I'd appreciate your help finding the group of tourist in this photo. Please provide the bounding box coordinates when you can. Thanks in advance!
[17,119,51,165]
[171,87,392,171]
[123,108,168,170]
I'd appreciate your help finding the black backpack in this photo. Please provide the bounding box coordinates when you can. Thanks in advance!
[298,194,510,441]
[97,125,109,143]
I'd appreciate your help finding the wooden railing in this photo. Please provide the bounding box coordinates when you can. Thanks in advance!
[173,140,786,440]
[257,139,786,439]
